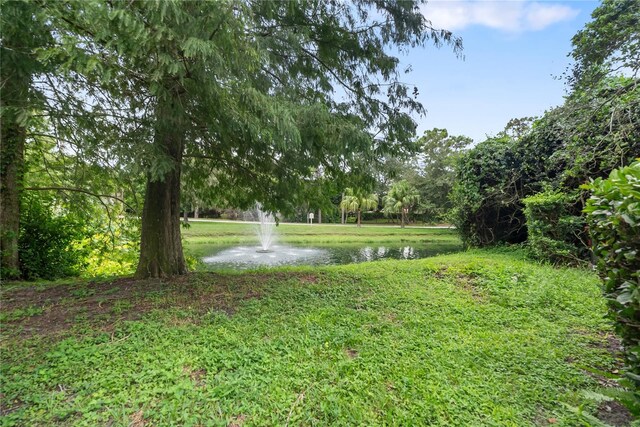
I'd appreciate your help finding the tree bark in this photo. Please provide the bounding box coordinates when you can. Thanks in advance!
[135,89,187,278]
[194,205,199,219]
[401,210,406,228]
[0,18,31,278]
[318,209,322,224]
[0,111,25,278]
[357,209,361,227]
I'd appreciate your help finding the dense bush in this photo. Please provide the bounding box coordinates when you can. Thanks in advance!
[450,136,528,247]
[584,160,640,388]
[522,190,587,264]
[451,77,639,253]
[18,197,88,280]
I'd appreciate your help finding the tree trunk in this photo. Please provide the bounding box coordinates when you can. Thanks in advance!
[194,205,199,219]
[0,19,31,278]
[318,209,322,224]
[135,89,187,278]
[357,209,361,227]
[401,210,406,228]
[0,111,25,278]
[341,192,345,224]
[183,208,189,224]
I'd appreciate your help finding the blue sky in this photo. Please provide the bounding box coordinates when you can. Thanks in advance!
[404,0,600,142]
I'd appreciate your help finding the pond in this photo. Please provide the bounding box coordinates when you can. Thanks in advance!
[194,242,462,270]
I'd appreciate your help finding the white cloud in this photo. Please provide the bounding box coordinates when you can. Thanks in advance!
[422,1,579,32]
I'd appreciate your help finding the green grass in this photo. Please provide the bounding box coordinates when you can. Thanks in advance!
[0,250,623,426]
[181,220,459,245]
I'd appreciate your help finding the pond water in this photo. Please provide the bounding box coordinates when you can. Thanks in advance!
[196,242,462,270]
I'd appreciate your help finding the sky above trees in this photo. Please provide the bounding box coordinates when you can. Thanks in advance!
[408,0,600,142]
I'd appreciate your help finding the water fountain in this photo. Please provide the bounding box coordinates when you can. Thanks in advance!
[201,204,328,268]
[255,205,276,253]
[200,205,455,269]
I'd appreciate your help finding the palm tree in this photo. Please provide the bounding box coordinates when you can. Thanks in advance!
[340,188,378,227]
[383,180,420,228]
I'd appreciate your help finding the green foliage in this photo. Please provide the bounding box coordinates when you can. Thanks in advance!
[570,0,640,89]
[450,136,528,247]
[23,0,464,276]
[0,305,44,323]
[18,197,87,280]
[382,180,420,227]
[76,216,140,279]
[41,0,462,215]
[340,188,378,212]
[451,75,639,251]
[450,1,639,256]
[340,188,378,226]
[523,190,587,264]
[412,129,471,222]
[584,160,640,390]
[377,129,471,224]
[0,251,618,425]
[543,77,640,190]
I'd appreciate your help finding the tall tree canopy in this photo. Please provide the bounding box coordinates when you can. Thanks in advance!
[25,0,461,278]
[569,0,639,89]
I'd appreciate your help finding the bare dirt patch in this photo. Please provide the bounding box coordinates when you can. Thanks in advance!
[567,330,634,425]
[183,365,207,388]
[430,268,486,302]
[228,414,247,427]
[1,272,318,339]
[590,331,625,358]
[130,409,147,427]
[596,400,634,427]
[457,274,487,302]
[345,348,358,359]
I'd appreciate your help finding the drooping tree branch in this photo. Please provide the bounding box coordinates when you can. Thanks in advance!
[24,186,135,212]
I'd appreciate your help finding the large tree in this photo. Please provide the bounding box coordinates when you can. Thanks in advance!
[41,0,462,278]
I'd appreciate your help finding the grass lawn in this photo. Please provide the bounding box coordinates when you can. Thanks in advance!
[181,220,459,245]
[0,248,627,426]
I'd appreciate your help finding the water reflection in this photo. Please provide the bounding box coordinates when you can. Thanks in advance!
[198,242,461,270]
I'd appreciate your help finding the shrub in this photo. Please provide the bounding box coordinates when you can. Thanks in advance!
[584,160,640,388]
[75,216,140,278]
[450,136,528,247]
[18,197,88,280]
[522,190,587,264]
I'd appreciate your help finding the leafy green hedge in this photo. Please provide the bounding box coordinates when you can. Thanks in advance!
[584,160,640,388]
[522,190,587,264]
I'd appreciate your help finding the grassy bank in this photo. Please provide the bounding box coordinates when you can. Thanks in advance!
[0,250,624,426]
[182,220,459,245]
